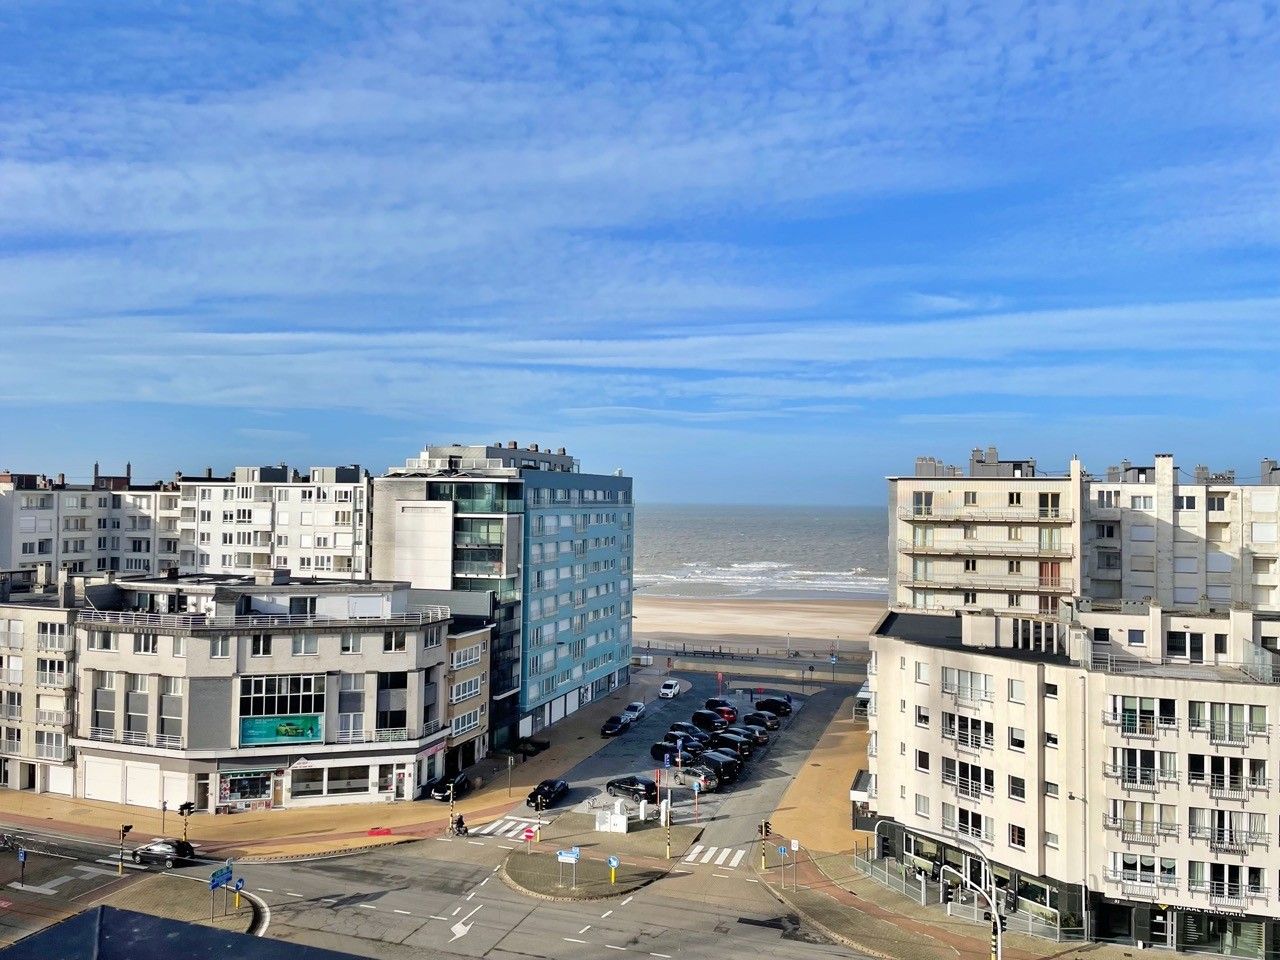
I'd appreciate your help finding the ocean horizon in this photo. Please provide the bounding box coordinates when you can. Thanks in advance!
[633,503,889,601]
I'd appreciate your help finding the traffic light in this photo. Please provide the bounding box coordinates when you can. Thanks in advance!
[997,916,1007,933]
[179,802,195,817]
[120,824,132,839]
[759,820,772,837]
[942,880,953,904]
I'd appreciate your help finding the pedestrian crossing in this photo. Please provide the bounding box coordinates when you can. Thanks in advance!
[474,815,545,839]
[682,844,748,869]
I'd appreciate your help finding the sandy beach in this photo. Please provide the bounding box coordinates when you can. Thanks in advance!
[632,594,885,655]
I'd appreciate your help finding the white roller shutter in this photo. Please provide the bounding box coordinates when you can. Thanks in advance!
[45,766,73,796]
[83,759,122,803]
[162,773,187,809]
[124,763,161,808]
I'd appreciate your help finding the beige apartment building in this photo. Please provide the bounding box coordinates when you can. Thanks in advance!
[869,449,1280,958]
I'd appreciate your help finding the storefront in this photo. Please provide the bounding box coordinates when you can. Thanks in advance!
[216,767,279,812]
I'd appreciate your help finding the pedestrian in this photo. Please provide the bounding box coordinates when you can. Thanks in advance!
[785,692,792,706]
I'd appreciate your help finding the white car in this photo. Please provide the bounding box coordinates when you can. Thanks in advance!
[659,680,680,699]
[622,700,647,721]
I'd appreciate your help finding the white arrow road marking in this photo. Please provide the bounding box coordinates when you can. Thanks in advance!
[449,904,482,942]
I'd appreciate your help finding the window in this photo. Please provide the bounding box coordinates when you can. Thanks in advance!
[250,634,273,657]
[1007,593,1020,608]
[915,706,930,727]
[1045,781,1059,798]
[1130,496,1154,510]
[914,662,929,684]
[1009,727,1026,751]
[963,558,977,572]
[1208,495,1226,511]
[451,708,481,736]
[88,631,116,652]
[915,750,930,772]
[450,676,482,703]
[1166,631,1189,657]
[1045,832,1059,849]
[383,631,406,653]
[1009,775,1026,800]
[341,634,363,655]
[1008,492,1022,506]
[239,674,325,717]
[964,491,977,506]
[1214,633,1228,655]
[915,794,930,817]
[963,525,977,540]
[1008,525,1022,541]
[172,635,185,658]
[1127,629,1145,646]
[1095,523,1116,539]
[1009,825,1025,849]
[1007,560,1021,574]
[134,633,157,655]
[291,635,318,656]
[452,644,483,670]
[1045,682,1058,698]
[210,636,230,658]
[1175,495,1196,510]
[1008,679,1024,703]
[129,674,148,694]
[963,591,977,604]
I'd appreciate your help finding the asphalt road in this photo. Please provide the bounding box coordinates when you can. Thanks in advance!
[206,672,863,960]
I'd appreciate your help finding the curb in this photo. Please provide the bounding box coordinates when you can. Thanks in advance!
[236,836,415,864]
[756,871,896,960]
[499,853,669,903]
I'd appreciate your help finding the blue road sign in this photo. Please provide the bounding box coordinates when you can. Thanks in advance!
[830,655,837,664]
[234,878,245,892]
[663,753,671,768]
[210,865,233,890]
[557,849,581,864]
[607,855,620,869]
[17,849,25,864]
[777,845,788,857]
[692,780,701,793]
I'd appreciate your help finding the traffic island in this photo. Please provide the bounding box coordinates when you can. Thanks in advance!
[502,849,666,901]
[536,811,702,859]
[98,874,257,934]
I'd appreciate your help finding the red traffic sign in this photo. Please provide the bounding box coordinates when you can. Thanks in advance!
[522,826,536,842]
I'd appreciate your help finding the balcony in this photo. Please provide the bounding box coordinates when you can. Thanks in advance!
[1190,880,1268,907]
[0,670,23,685]
[454,532,505,547]
[78,606,452,631]
[948,730,992,754]
[898,539,1075,559]
[1105,868,1177,899]
[451,498,522,515]
[453,560,503,577]
[899,572,1075,593]
[942,820,993,846]
[1103,815,1179,843]
[1102,763,1177,792]
[36,709,68,726]
[1101,712,1178,738]
[36,672,70,689]
[941,683,994,708]
[334,726,431,745]
[1197,773,1269,801]
[0,632,23,651]
[88,727,185,751]
[36,636,68,652]
[899,506,1074,523]
[0,705,21,721]
[0,740,21,756]
[1205,720,1269,745]
[36,744,69,761]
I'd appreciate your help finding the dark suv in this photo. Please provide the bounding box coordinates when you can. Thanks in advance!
[606,775,659,803]
[668,722,712,743]
[743,710,779,730]
[691,709,728,732]
[754,697,792,717]
[726,724,768,745]
[428,772,472,801]
[662,730,707,754]
[704,698,738,722]
[650,742,697,766]
[710,731,753,758]
[699,750,742,783]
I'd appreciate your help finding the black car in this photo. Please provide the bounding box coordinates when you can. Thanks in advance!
[743,710,780,731]
[429,772,472,801]
[526,778,570,809]
[704,697,739,722]
[131,838,196,868]
[699,750,742,782]
[755,696,793,717]
[726,723,769,745]
[606,775,659,803]
[649,741,697,766]
[710,731,753,758]
[662,730,707,754]
[691,709,728,732]
[601,714,632,737]
[668,722,712,743]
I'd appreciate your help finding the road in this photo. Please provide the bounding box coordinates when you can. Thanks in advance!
[199,672,864,960]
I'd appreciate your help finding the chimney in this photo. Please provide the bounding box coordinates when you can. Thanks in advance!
[557,447,566,455]
[56,473,65,486]
[205,466,214,479]
[174,471,183,482]
[125,462,132,482]
[986,446,998,464]
[1194,465,1209,484]
[507,441,518,449]
[93,461,100,482]
[57,569,75,608]
[529,443,539,453]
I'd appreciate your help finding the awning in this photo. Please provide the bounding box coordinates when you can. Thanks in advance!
[850,768,873,801]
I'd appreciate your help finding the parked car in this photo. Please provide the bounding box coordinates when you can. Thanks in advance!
[710,731,753,758]
[649,742,697,766]
[675,765,719,792]
[526,778,570,809]
[754,696,793,717]
[606,775,659,803]
[662,730,707,754]
[726,724,769,745]
[698,750,742,783]
[601,714,632,737]
[622,701,647,722]
[659,679,681,699]
[668,721,711,743]
[704,697,738,722]
[429,772,472,801]
[131,838,195,868]
[743,710,780,730]
[690,709,728,732]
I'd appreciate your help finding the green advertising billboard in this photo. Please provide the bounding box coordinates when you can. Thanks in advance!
[239,714,323,746]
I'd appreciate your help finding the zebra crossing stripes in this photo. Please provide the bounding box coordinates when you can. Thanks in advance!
[682,844,748,869]
[475,816,545,838]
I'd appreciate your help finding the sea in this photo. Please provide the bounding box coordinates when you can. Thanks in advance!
[633,504,889,601]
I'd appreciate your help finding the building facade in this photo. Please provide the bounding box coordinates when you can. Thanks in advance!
[373,442,633,746]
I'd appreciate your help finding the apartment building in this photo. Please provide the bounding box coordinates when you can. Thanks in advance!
[177,465,371,577]
[890,449,1280,616]
[444,622,491,771]
[374,442,634,747]
[70,570,450,810]
[0,465,183,579]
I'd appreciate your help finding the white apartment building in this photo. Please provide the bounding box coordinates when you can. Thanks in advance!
[869,448,1280,958]
[177,465,371,578]
[890,449,1280,616]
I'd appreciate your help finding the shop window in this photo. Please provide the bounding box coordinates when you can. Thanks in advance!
[327,765,370,794]
[291,769,325,797]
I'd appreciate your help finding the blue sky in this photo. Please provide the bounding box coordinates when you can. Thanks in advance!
[1,2,1278,504]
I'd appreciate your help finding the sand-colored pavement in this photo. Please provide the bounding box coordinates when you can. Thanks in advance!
[0,670,673,860]
[634,595,881,650]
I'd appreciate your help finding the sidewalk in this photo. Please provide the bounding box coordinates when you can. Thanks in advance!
[0,670,671,860]
[99,873,255,934]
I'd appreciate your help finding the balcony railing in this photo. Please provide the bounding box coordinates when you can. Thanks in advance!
[1204,719,1269,744]
[899,506,1074,523]
[454,533,505,547]
[451,498,522,514]
[897,539,1074,559]
[898,573,1075,593]
[36,709,68,726]
[0,670,23,685]
[88,726,185,751]
[1102,763,1177,791]
[335,726,435,744]
[1101,712,1178,738]
[35,743,68,761]
[950,730,992,753]
[78,606,452,630]
[1103,816,1179,842]
[941,683,994,707]
[453,560,503,576]
[0,740,21,756]
[942,820,993,846]
[0,632,23,650]
[35,636,68,652]
[1188,880,1268,905]
[36,672,70,689]
[1105,869,1178,898]
[0,706,21,721]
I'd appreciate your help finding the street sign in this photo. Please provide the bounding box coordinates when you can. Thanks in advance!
[607,855,620,869]
[522,826,536,842]
[691,780,701,793]
[791,838,800,852]
[663,753,671,768]
[777,845,787,857]
[210,865,233,890]
[830,655,837,664]
[16,849,25,864]
[234,878,245,892]
[557,849,581,864]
